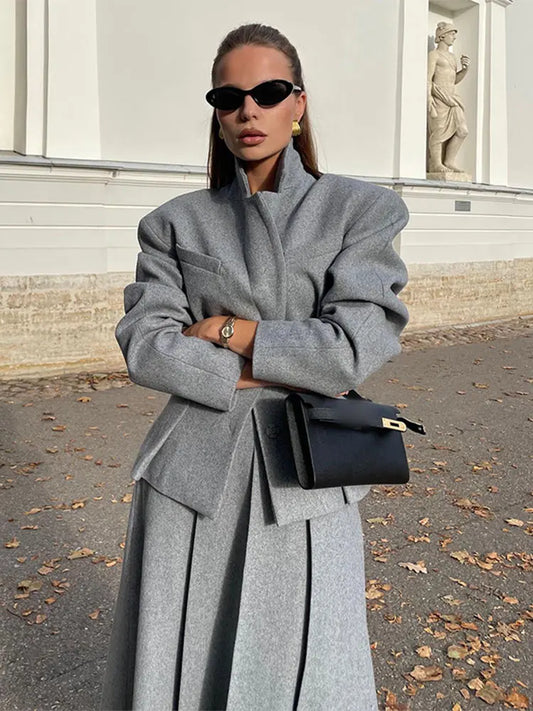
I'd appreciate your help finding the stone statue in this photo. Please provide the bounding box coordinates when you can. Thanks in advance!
[427,22,471,177]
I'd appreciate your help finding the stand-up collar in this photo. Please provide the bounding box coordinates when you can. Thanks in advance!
[231,137,315,200]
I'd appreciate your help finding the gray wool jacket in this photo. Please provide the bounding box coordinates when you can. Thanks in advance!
[115,138,410,527]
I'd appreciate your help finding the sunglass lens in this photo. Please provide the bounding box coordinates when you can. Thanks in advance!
[208,88,243,110]
[253,81,291,106]
[206,80,293,110]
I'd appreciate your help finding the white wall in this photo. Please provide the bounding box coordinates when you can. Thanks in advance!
[0,0,16,150]
[506,0,533,189]
[95,0,402,177]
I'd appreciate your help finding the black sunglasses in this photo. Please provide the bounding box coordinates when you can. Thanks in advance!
[205,79,302,111]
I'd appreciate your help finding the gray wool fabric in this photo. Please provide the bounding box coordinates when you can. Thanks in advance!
[114,137,410,527]
[100,408,379,711]
[102,137,410,711]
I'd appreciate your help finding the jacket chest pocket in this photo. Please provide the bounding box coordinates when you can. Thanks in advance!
[175,244,226,319]
[175,244,222,275]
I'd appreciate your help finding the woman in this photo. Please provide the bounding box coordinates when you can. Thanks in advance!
[100,22,410,711]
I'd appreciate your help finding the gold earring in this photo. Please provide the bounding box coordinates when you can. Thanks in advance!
[292,120,301,137]
[218,127,224,139]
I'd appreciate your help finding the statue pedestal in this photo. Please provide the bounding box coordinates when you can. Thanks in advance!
[426,170,472,182]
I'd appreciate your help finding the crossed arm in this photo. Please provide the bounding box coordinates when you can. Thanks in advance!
[181,316,320,393]
[116,188,409,411]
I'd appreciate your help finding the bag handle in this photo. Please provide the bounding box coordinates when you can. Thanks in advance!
[308,389,427,435]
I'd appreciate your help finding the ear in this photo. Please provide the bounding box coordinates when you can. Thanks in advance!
[295,91,307,122]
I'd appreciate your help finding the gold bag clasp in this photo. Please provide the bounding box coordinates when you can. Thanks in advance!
[382,417,407,432]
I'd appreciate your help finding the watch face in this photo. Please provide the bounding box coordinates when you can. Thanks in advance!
[222,325,232,337]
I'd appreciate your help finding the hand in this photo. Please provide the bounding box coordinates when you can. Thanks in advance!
[182,316,225,342]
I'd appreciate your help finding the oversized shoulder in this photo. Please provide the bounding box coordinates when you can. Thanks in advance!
[138,187,223,240]
[316,173,410,231]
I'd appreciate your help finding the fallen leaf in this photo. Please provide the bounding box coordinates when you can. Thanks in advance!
[408,664,443,682]
[505,688,529,709]
[17,579,43,593]
[67,547,95,559]
[416,645,432,658]
[505,518,524,527]
[398,561,427,574]
[447,644,469,659]
[475,680,505,704]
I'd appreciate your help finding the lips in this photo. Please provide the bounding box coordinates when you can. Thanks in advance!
[238,129,266,138]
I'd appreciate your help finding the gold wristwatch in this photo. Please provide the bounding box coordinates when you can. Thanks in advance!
[219,315,238,348]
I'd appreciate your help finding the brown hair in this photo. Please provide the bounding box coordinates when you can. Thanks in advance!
[206,23,323,190]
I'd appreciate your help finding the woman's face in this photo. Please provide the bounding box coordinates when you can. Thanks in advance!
[214,44,306,165]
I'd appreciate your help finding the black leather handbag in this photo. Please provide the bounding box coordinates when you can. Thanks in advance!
[285,389,426,489]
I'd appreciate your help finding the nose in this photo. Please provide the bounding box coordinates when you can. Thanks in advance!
[239,93,259,118]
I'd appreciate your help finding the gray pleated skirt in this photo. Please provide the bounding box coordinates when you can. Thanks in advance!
[99,410,378,711]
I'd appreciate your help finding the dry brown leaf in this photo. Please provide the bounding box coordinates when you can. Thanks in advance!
[398,560,427,574]
[416,645,432,658]
[383,689,410,711]
[475,680,505,705]
[17,578,43,593]
[365,586,384,600]
[408,664,443,682]
[447,644,469,659]
[67,547,95,559]
[5,537,20,548]
[505,518,524,527]
[505,688,529,709]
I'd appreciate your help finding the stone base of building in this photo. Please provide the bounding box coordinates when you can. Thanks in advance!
[401,258,532,329]
[1,258,531,379]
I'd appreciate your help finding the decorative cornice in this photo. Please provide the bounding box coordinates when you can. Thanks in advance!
[485,0,514,8]
[0,151,207,175]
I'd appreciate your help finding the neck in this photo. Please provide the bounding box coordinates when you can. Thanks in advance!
[243,149,283,195]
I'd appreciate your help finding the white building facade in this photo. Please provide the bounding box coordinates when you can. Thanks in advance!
[0,0,531,378]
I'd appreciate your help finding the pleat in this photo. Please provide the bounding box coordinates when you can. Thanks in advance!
[99,477,148,710]
[130,484,196,710]
[224,429,309,711]
[296,504,379,711]
[175,416,255,710]
[100,408,378,711]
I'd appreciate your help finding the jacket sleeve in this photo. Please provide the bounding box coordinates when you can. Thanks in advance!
[115,216,247,411]
[251,188,410,395]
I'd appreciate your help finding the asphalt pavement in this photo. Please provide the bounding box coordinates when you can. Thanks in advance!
[0,321,531,711]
